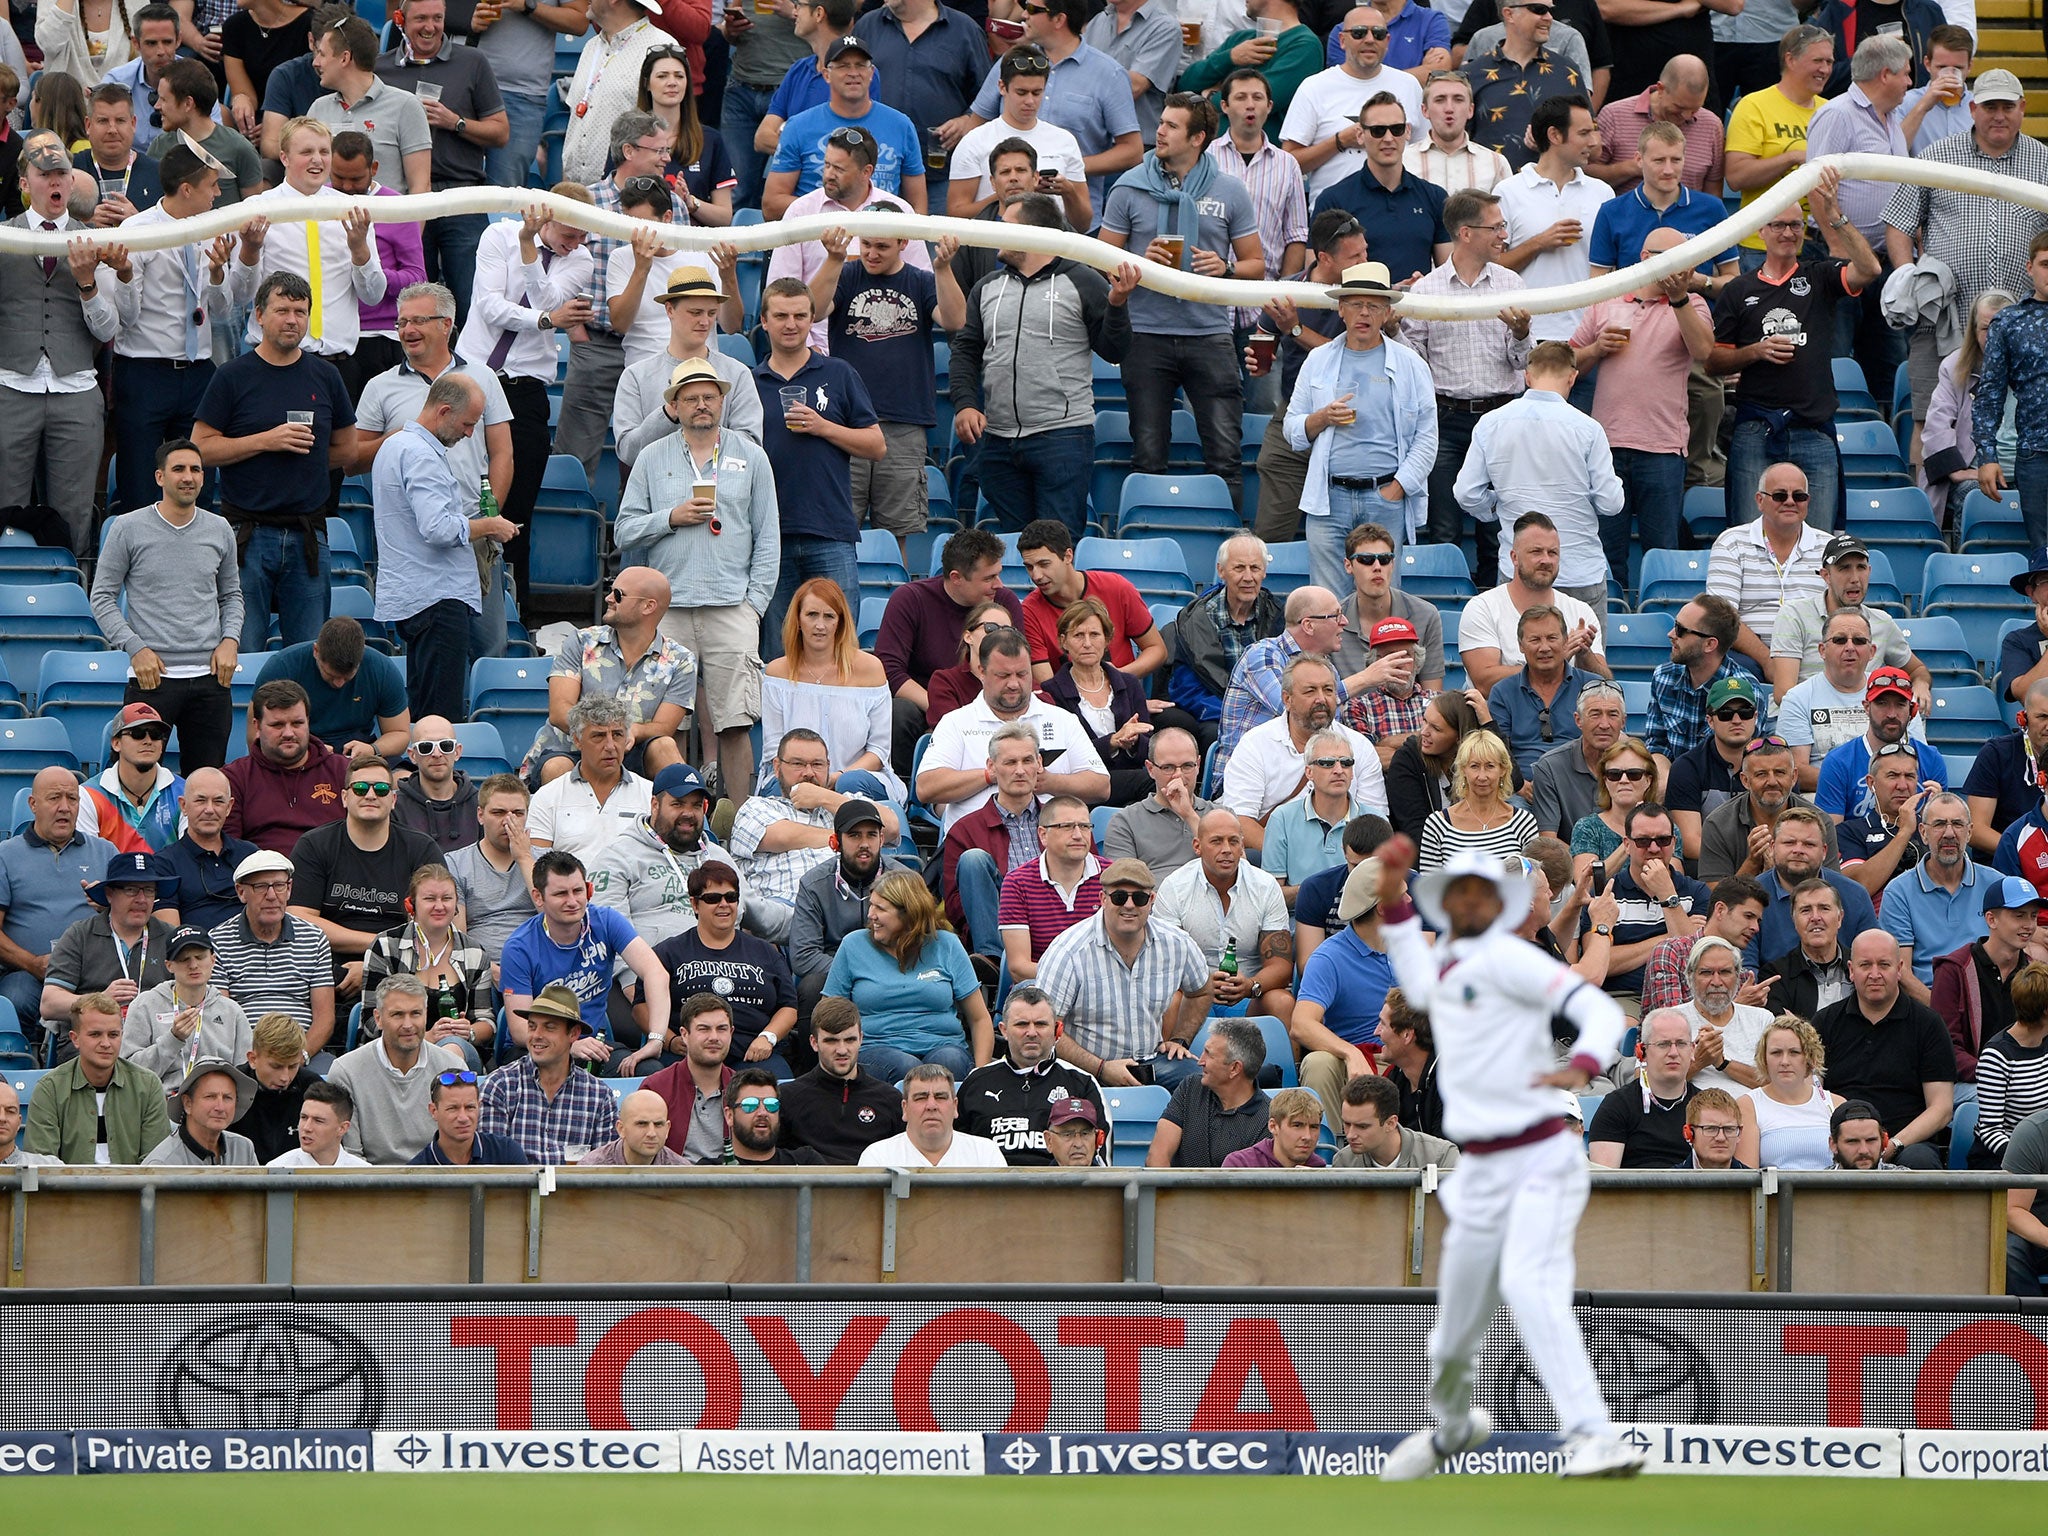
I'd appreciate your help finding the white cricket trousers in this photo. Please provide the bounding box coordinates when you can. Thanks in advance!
[1426,1127,1613,1437]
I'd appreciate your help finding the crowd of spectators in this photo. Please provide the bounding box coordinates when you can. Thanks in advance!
[4,0,2048,1296]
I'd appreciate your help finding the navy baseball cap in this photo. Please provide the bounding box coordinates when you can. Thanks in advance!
[1986,876,2045,913]
[650,764,709,801]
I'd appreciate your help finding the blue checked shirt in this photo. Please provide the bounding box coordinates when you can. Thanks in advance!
[478,1055,619,1163]
[1974,297,2048,468]
[1645,657,1764,762]
[1216,634,1351,772]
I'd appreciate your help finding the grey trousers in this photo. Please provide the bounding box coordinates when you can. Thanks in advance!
[553,330,627,483]
[0,385,103,553]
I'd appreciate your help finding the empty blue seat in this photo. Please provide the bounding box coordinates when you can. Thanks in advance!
[1091,803,1114,851]
[450,721,512,779]
[470,657,551,713]
[924,464,956,528]
[1837,419,1911,483]
[0,541,82,589]
[1637,549,1709,613]
[1894,615,1981,683]
[716,333,756,369]
[1845,487,1941,576]
[1074,536,1193,600]
[1606,611,1674,674]
[0,584,105,698]
[36,650,127,705]
[1681,486,1727,541]
[1265,542,1311,598]
[0,718,81,805]
[1104,1084,1168,1166]
[858,596,887,649]
[1832,356,1877,418]
[1090,411,1135,523]
[1619,678,1652,731]
[1116,473,1241,576]
[1921,553,2029,662]
[1925,686,2007,747]
[1959,488,2027,552]
[1396,542,1476,601]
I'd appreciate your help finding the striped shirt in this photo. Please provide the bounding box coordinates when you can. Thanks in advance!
[1399,259,1531,400]
[1704,519,1829,647]
[1593,88,1726,196]
[479,1055,620,1164]
[1208,134,1310,331]
[207,913,335,1032]
[997,853,1104,960]
[1417,807,1540,872]
[1403,138,1513,196]
[728,795,835,910]
[1037,912,1211,1066]
[1884,131,2048,328]
[1976,1030,2048,1161]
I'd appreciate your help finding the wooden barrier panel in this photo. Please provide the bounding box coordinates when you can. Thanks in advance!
[1775,1184,2007,1296]
[1578,1186,1760,1293]
[1154,1186,1425,1288]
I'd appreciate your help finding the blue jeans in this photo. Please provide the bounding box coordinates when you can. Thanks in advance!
[860,1040,976,1084]
[978,426,1092,537]
[954,847,1003,959]
[720,81,777,213]
[238,524,331,655]
[486,89,548,189]
[2019,453,2048,551]
[1307,483,1402,596]
[1146,1054,1203,1090]
[765,536,860,661]
[395,597,474,722]
[832,771,902,837]
[422,211,488,321]
[1606,448,1685,583]
[1725,419,1841,530]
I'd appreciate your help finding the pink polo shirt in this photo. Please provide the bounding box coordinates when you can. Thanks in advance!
[1570,293,1712,458]
[1594,90,1726,196]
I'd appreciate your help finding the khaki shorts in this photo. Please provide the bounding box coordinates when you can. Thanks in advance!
[851,421,930,537]
[658,605,762,732]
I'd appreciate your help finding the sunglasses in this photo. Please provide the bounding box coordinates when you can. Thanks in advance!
[1106,889,1153,906]
[1605,767,1650,782]
[1349,551,1395,566]
[435,1071,478,1087]
[695,890,740,904]
[1537,705,1553,742]
[1742,735,1791,755]
[620,174,668,197]
[1343,24,1391,37]
[1669,620,1708,640]
[121,726,171,743]
[1762,488,1811,504]
[1308,756,1355,769]
[412,738,460,756]
[825,127,874,150]
[1871,739,1919,759]
[1630,834,1675,849]
[1713,704,1757,721]
[349,781,395,797]
[736,1095,780,1113]
[1361,121,1406,137]
[1514,2,1556,13]
[1825,633,1873,646]
[605,584,632,604]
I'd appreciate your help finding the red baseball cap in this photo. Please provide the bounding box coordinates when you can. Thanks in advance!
[1368,617,1419,648]
[111,702,166,738]
[1864,667,1914,703]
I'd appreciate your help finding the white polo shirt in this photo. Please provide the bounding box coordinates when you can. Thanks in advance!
[527,768,653,863]
[1218,715,1385,822]
[1494,164,1613,342]
[858,1131,1009,1168]
[1704,519,1830,646]
[1457,584,1608,668]
[1153,856,1292,973]
[925,695,1108,834]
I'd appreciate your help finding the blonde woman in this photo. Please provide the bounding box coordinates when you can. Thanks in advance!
[1418,730,1536,871]
[1735,1016,1842,1170]
[35,0,148,89]
[1570,735,1656,879]
[822,871,994,1080]
[1922,288,2017,526]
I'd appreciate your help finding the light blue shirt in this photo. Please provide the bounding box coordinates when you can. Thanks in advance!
[971,42,1140,223]
[613,430,782,615]
[1803,85,1909,241]
[1452,390,1624,591]
[1901,86,1973,157]
[1328,344,1400,478]
[1262,791,1365,886]
[823,929,979,1056]
[1283,334,1436,538]
[1878,857,1993,984]
[371,422,478,621]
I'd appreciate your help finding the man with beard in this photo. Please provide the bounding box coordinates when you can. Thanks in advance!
[1645,595,1752,785]
[224,681,352,856]
[1828,1100,1894,1170]
[1455,513,1610,696]
[1221,654,1384,850]
[1840,744,1938,900]
[1698,735,1841,882]
[730,729,900,944]
[778,996,903,1163]
[1672,936,1773,1094]
[1879,793,1996,1004]
[1814,668,1949,822]
[789,801,914,1020]
[1745,809,1878,974]
[1486,605,1585,781]
[959,983,1110,1166]
[1639,875,1768,1015]
[715,1067,824,1165]
[590,764,742,947]
[1668,677,1760,864]
[1531,681,1627,841]
[1373,840,1640,1480]
[1765,878,1857,1020]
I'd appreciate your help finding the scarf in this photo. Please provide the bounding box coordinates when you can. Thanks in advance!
[1114,150,1218,270]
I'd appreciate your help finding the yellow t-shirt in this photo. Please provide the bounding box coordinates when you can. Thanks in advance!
[1726,84,1817,251]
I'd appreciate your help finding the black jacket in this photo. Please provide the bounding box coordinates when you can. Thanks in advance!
[1039,664,1152,774]
[957,1058,1109,1165]
[238,1065,322,1164]
[1764,944,1848,1025]
[778,1066,904,1165]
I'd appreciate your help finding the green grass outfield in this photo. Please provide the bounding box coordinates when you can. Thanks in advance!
[6,1473,2031,1533]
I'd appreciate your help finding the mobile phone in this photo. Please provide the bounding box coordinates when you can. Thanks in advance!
[1588,866,1607,898]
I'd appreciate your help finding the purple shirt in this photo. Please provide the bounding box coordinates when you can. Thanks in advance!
[1220,1137,1328,1168]
[359,184,427,335]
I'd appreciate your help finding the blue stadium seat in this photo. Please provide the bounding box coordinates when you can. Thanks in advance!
[858,596,887,649]
[907,734,940,833]
[1832,356,1877,419]
[1637,550,1709,613]
[1191,1016,1297,1086]
[469,656,550,764]
[1265,542,1311,598]
[1104,1084,1168,1166]
[1949,1090,1979,1170]
[0,540,81,589]
[0,585,105,702]
[527,458,605,614]
[1090,411,1134,524]
[1075,537,1193,601]
[1958,488,2026,552]
[1395,543,1475,601]
[1091,353,1124,410]
[857,527,910,601]
[1150,600,1182,637]
[1440,606,1464,691]
[41,700,123,773]
[1924,686,2007,748]
[329,585,394,653]
[925,464,956,529]
[0,718,81,808]
[1167,409,1204,468]
[1199,739,1221,798]
[327,517,368,588]
[1861,547,1906,613]
[1091,803,1113,851]
[1894,615,1981,685]
[1117,471,1236,528]
[9,786,30,835]
[450,721,512,780]
[8,1069,49,1109]
[1920,553,2029,663]
[1619,678,1651,733]
[1605,611,1674,677]
[716,333,756,369]
[36,650,127,705]
[1845,487,1941,580]
[1681,486,1727,542]
[1836,419,1911,484]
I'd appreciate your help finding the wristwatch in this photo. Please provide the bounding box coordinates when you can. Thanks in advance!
[1658,895,1683,909]
[536,311,555,331]
[454,116,468,134]
[1250,980,1264,999]
[1593,924,1613,938]
[1287,323,1303,338]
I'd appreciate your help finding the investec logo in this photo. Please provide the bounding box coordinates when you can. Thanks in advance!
[988,1434,1281,1474]
[372,1431,680,1472]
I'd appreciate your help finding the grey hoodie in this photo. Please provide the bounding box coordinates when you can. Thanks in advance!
[393,770,482,855]
[950,257,1131,439]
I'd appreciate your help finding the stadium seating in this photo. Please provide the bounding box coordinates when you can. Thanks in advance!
[1606,612,1674,678]
[450,721,513,780]
[1637,550,1709,614]
[1396,544,1475,602]
[0,718,81,807]
[1958,488,2026,552]
[0,585,105,698]
[1832,357,1878,420]
[1924,686,2007,748]
[1836,419,1911,485]
[0,534,82,589]
[1074,537,1194,601]
[1116,474,1241,582]
[1920,553,2029,663]
[1105,1085,1168,1166]
[1681,486,1726,542]
[1265,542,1311,598]
[858,597,887,649]
[1844,487,1941,581]
[1893,616,1981,686]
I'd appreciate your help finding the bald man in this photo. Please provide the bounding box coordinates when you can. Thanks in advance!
[394,714,481,854]
[524,565,694,786]
[1809,929,1956,1169]
[1592,55,1724,196]
[0,767,118,1031]
[579,1089,692,1166]
[1570,224,1718,577]
[156,767,259,933]
[0,1080,61,1166]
